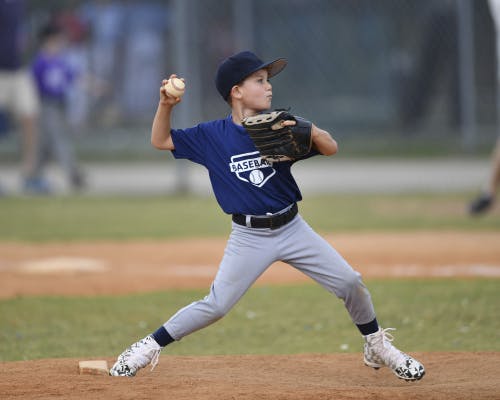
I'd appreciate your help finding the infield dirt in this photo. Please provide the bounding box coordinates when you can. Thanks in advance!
[0,231,499,399]
[1,231,499,298]
[1,353,499,399]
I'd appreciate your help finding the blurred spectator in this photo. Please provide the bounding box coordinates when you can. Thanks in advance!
[0,0,48,194]
[79,0,125,124]
[31,23,85,191]
[121,2,169,117]
[397,0,459,132]
[469,139,500,214]
[56,7,91,130]
[469,0,500,215]
[0,109,10,138]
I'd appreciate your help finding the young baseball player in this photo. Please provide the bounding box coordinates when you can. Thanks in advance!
[110,51,425,381]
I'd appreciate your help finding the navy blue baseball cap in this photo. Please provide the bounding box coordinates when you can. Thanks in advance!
[215,51,287,100]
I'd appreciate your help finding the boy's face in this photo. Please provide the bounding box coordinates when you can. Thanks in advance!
[236,69,272,111]
[45,33,67,55]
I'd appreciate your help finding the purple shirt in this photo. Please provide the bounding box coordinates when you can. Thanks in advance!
[32,53,74,101]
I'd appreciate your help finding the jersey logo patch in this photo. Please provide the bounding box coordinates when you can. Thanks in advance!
[229,151,275,187]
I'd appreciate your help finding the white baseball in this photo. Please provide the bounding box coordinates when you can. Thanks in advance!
[164,77,185,98]
[249,169,264,185]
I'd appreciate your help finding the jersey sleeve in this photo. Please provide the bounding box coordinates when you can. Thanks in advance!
[170,124,207,165]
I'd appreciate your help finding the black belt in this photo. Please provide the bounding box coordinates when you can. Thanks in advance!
[232,203,298,230]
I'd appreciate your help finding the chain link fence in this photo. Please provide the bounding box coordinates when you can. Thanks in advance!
[0,0,497,161]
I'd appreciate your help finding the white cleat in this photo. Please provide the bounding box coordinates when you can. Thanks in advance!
[109,335,162,377]
[363,327,425,381]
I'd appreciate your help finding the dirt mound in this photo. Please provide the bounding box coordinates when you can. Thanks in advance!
[1,352,498,400]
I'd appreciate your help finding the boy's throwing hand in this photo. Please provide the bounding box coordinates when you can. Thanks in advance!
[160,74,184,106]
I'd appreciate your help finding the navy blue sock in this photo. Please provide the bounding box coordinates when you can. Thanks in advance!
[356,318,379,336]
[152,326,175,347]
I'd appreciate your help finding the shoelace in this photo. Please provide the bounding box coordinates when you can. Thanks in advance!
[380,327,396,344]
[366,327,396,345]
[120,337,162,372]
[377,328,406,367]
[149,347,161,371]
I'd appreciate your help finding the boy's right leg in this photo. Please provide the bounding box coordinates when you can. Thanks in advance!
[280,216,424,381]
[110,224,277,376]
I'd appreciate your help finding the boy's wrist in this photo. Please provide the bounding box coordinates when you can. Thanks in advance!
[158,100,175,109]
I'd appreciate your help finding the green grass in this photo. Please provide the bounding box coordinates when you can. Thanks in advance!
[0,193,498,361]
[0,193,498,241]
[0,280,498,361]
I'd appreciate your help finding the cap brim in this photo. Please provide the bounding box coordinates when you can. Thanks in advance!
[262,58,287,78]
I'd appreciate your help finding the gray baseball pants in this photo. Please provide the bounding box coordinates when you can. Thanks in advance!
[164,214,376,340]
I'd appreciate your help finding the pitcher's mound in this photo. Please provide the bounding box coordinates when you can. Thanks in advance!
[1,352,498,400]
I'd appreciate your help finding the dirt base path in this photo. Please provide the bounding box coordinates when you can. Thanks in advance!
[1,352,499,400]
[1,231,499,298]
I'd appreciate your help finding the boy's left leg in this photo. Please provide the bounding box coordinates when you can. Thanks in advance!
[280,215,425,381]
[110,223,279,377]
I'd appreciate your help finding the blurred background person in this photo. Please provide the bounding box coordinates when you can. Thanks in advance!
[55,5,92,132]
[0,0,48,194]
[120,1,169,119]
[468,139,500,214]
[79,0,125,125]
[397,0,460,133]
[31,22,85,192]
[469,0,500,215]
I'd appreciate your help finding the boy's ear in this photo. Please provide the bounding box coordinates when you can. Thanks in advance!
[230,85,243,101]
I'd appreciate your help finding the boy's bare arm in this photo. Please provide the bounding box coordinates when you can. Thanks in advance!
[151,102,175,150]
[151,75,183,150]
[277,119,337,157]
[311,124,338,156]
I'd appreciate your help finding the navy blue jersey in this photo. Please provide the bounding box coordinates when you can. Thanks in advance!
[171,114,318,215]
